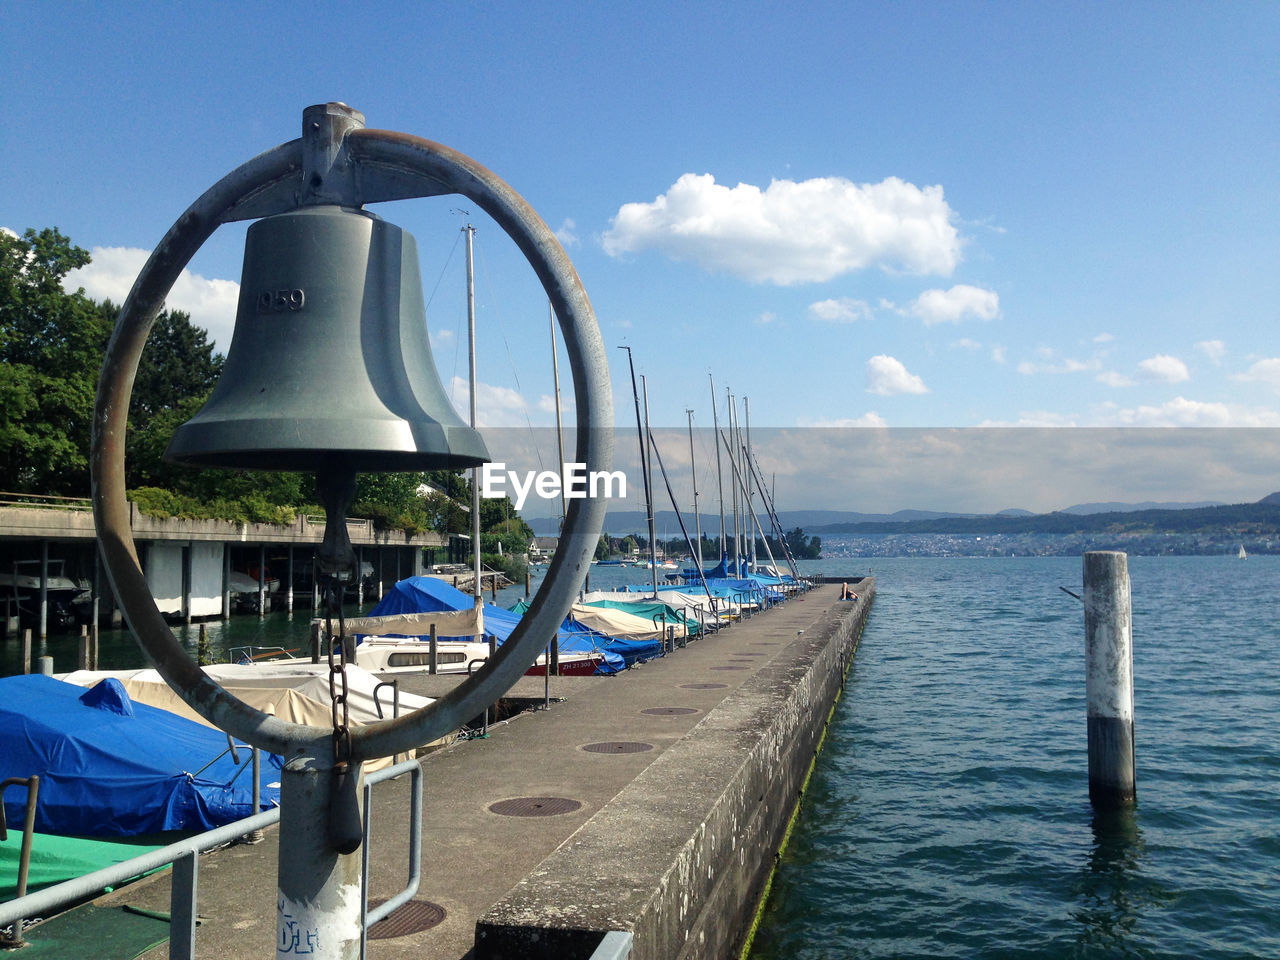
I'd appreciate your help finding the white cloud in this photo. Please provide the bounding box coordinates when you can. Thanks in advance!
[536,392,575,416]
[1233,357,1280,389]
[64,246,240,352]
[1137,354,1190,383]
[447,376,542,428]
[1096,370,1136,388]
[908,284,999,325]
[1017,352,1101,375]
[978,411,1081,427]
[603,173,962,285]
[1196,340,1226,364]
[1098,396,1280,427]
[754,311,778,325]
[555,218,580,247]
[1093,332,1115,343]
[951,338,981,351]
[866,355,928,395]
[991,345,1007,364]
[808,297,872,323]
[798,412,888,428]
[987,397,1280,428]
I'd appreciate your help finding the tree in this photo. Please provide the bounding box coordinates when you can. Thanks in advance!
[782,527,822,559]
[0,228,110,494]
[111,301,229,491]
[121,301,225,419]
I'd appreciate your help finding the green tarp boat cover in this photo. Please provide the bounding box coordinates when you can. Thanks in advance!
[581,599,702,635]
[0,831,161,900]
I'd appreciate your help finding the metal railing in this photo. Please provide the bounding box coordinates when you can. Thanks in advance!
[0,776,39,947]
[0,759,422,960]
[0,493,93,512]
[303,515,370,530]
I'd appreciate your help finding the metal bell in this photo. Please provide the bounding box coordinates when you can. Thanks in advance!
[165,205,489,473]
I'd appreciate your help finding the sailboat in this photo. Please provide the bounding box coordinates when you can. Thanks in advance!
[1238,544,1247,559]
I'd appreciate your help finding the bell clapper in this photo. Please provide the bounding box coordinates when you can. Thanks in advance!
[315,460,358,585]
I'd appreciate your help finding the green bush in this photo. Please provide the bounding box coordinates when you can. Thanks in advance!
[481,552,528,584]
[128,486,306,526]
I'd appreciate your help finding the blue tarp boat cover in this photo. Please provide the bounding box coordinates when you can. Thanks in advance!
[683,557,750,580]
[0,675,281,838]
[364,577,627,673]
[505,597,663,668]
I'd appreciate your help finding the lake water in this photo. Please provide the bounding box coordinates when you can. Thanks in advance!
[750,556,1280,959]
[0,562,597,676]
[5,554,1275,957]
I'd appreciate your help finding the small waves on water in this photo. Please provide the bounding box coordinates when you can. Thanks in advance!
[751,557,1280,959]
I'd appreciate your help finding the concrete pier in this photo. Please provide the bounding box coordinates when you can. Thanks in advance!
[83,582,872,960]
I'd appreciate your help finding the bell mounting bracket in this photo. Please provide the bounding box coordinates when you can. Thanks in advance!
[91,103,613,762]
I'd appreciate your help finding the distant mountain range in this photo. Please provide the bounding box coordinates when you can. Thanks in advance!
[810,495,1280,537]
[527,499,1244,537]
[1057,500,1225,515]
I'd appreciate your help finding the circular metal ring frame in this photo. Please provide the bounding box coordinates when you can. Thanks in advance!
[91,128,612,762]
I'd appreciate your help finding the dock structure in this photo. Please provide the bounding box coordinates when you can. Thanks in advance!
[82,582,872,959]
[0,499,449,636]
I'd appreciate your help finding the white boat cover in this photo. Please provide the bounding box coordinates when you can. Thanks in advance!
[59,663,440,766]
[331,607,484,638]
[566,602,678,641]
[580,589,730,622]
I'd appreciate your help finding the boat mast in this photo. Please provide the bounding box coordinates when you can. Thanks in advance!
[745,396,756,573]
[687,408,703,571]
[641,375,660,598]
[650,425,715,609]
[465,223,482,609]
[721,429,785,578]
[621,347,656,591]
[728,389,742,576]
[709,373,726,566]
[746,448,800,580]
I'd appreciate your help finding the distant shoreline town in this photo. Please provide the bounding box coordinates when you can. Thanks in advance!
[820,532,1263,558]
[548,494,1280,558]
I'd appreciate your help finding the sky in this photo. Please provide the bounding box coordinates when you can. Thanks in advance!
[3,2,1279,515]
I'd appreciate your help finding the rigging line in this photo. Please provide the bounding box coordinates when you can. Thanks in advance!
[474,237,546,474]
[648,426,717,611]
[422,227,464,407]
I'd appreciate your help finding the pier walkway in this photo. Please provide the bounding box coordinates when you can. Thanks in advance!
[91,582,873,959]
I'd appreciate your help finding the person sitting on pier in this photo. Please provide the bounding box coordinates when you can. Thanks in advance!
[839,582,858,601]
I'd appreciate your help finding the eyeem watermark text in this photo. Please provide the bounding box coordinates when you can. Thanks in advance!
[480,463,627,511]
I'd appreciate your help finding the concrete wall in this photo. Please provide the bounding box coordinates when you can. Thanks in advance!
[190,541,224,618]
[145,542,185,617]
[476,582,874,960]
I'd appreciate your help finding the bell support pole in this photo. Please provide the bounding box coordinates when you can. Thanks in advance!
[91,104,612,959]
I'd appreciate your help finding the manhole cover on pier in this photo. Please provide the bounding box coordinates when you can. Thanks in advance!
[641,707,700,716]
[582,741,654,754]
[678,683,728,690]
[710,666,749,671]
[488,796,583,817]
[366,899,446,939]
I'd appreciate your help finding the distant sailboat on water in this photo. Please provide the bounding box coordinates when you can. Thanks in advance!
[1238,544,1248,559]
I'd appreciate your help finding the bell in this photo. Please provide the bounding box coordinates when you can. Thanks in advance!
[165,204,489,473]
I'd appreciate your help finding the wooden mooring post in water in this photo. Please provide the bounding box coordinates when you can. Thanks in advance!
[1084,550,1136,808]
